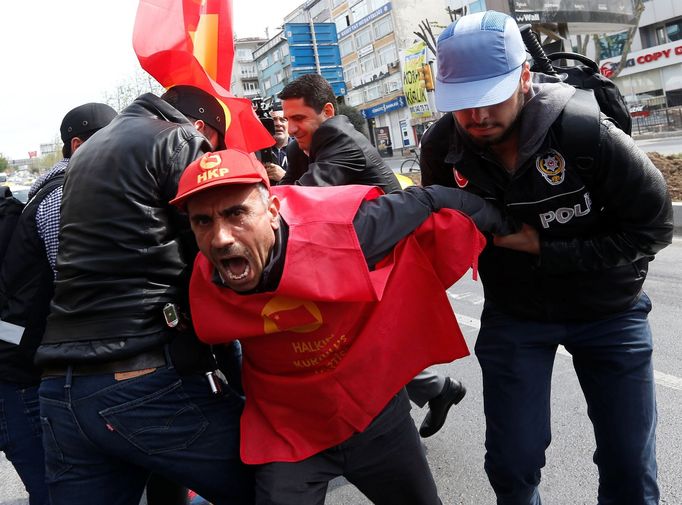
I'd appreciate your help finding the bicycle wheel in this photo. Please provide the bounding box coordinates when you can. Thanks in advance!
[400,158,418,173]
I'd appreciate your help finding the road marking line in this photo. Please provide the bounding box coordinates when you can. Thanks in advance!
[453,307,682,392]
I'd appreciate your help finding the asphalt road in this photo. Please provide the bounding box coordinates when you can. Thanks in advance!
[634,134,682,156]
[326,237,682,505]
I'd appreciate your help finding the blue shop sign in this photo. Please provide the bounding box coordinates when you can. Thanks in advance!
[360,95,406,119]
[339,3,392,39]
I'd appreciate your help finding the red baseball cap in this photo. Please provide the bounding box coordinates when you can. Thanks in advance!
[170,149,270,208]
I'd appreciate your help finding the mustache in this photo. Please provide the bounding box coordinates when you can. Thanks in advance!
[215,243,248,258]
[465,121,503,129]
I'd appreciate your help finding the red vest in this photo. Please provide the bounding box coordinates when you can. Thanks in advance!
[190,185,485,464]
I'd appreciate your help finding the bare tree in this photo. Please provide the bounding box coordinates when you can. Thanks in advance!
[602,0,645,78]
[103,68,165,111]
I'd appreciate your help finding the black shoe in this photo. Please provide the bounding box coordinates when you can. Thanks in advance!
[419,377,466,438]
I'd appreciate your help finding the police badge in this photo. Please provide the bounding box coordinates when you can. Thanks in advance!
[536,149,566,185]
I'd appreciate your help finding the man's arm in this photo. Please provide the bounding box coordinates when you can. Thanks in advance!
[419,114,457,187]
[264,162,286,183]
[295,129,367,187]
[279,140,308,185]
[354,185,516,266]
[503,121,673,272]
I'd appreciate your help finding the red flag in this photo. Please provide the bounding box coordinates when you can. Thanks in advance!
[28,151,37,159]
[133,0,273,152]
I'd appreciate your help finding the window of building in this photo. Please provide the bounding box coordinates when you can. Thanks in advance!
[359,53,376,75]
[244,81,258,91]
[662,64,682,106]
[275,71,283,84]
[332,0,346,6]
[640,17,682,48]
[355,26,372,48]
[344,61,359,82]
[281,45,289,57]
[376,43,397,66]
[346,89,364,106]
[384,74,401,93]
[258,58,269,71]
[351,1,368,22]
[340,37,354,57]
[263,77,272,91]
[309,1,329,22]
[335,12,351,33]
[598,31,628,60]
[667,19,682,41]
[617,69,664,109]
[364,82,382,101]
[373,15,392,39]
[467,0,486,13]
[237,48,252,61]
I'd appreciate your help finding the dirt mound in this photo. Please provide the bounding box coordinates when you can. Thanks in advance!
[403,152,682,201]
[647,152,682,201]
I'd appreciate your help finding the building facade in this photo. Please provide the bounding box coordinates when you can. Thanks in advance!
[232,37,267,100]
[253,32,292,102]
[599,0,682,111]
[332,0,451,149]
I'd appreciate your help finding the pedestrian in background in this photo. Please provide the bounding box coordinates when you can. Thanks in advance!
[0,102,116,505]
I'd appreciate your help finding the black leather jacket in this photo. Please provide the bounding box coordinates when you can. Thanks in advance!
[421,88,673,321]
[281,115,401,193]
[36,94,211,366]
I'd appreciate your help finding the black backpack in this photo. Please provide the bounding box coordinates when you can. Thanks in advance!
[536,51,632,136]
[0,187,24,265]
[521,25,631,135]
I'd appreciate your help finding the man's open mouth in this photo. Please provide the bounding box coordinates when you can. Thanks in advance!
[221,256,250,281]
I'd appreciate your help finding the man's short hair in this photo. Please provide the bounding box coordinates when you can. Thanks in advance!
[278,74,336,114]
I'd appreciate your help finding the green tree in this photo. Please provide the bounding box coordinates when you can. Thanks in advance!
[337,103,368,136]
[0,153,9,172]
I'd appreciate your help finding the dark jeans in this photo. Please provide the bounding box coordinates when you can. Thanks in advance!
[0,381,49,505]
[255,389,440,505]
[38,364,254,505]
[475,293,659,505]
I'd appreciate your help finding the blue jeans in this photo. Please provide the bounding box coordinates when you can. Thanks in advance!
[0,381,49,505]
[39,364,254,505]
[475,293,658,505]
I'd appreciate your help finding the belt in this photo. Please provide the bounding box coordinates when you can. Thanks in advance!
[42,348,168,377]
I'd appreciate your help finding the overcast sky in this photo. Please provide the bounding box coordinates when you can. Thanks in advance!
[0,0,303,160]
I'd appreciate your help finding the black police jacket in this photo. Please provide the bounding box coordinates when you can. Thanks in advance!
[281,115,401,193]
[421,101,673,322]
[36,94,211,366]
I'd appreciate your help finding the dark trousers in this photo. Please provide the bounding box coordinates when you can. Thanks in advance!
[0,381,49,505]
[38,364,254,505]
[255,389,440,505]
[475,293,659,505]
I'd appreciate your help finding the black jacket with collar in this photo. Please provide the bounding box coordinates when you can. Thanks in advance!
[420,85,673,321]
[36,93,210,366]
[281,115,401,193]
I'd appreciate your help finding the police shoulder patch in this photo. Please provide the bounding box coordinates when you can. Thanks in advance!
[453,167,469,188]
[535,149,565,186]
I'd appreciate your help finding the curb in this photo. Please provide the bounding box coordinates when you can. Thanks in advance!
[674,202,682,236]
[632,130,682,141]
